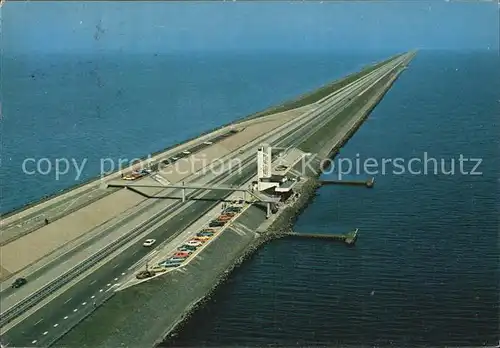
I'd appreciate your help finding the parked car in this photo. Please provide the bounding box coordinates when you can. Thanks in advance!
[197,232,214,237]
[217,215,232,222]
[12,277,27,289]
[162,261,182,268]
[142,239,156,247]
[209,220,225,228]
[178,245,197,252]
[200,228,216,233]
[186,240,202,247]
[169,257,186,263]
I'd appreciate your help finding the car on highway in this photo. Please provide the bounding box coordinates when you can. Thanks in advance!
[142,239,156,247]
[11,277,27,288]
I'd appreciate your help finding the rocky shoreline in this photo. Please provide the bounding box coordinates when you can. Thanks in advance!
[160,176,321,345]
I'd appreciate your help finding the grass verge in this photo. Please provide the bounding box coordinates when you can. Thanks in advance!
[244,52,404,120]
[298,69,399,154]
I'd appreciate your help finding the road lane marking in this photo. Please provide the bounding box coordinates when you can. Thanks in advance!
[90,280,96,285]
[64,316,68,320]
[43,331,48,335]
[64,297,72,304]
[53,323,58,327]
[113,264,119,269]
[34,319,43,325]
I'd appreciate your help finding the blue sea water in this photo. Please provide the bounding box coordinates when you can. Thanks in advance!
[163,51,500,347]
[1,51,391,214]
[1,50,498,347]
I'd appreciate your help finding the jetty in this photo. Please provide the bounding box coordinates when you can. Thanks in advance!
[284,228,359,246]
[319,177,374,188]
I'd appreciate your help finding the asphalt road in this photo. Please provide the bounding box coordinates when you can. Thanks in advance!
[0,129,237,247]
[3,162,262,347]
[0,53,411,347]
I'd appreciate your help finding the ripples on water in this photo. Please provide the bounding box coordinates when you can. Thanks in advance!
[2,49,498,346]
[1,51,388,214]
[164,52,499,347]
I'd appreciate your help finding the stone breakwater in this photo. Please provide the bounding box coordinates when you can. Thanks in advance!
[161,177,321,345]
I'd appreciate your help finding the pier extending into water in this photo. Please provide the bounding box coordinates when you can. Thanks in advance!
[319,177,374,188]
[284,228,359,246]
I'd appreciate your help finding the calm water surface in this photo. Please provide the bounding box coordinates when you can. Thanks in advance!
[1,50,498,347]
[163,51,500,347]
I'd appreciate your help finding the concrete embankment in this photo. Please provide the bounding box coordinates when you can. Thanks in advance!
[55,178,320,348]
[160,58,412,346]
[55,55,413,348]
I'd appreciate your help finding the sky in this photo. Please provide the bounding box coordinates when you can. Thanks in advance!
[1,1,499,54]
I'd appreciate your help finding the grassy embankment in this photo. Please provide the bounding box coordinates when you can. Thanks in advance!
[298,65,404,154]
[244,53,404,120]
[0,54,402,220]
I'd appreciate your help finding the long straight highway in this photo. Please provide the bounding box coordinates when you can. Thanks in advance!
[0,52,414,347]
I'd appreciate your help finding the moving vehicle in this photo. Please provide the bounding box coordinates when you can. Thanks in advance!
[12,277,27,288]
[143,239,156,247]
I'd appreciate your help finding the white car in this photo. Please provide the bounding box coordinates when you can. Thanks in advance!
[186,240,202,247]
[143,239,156,247]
